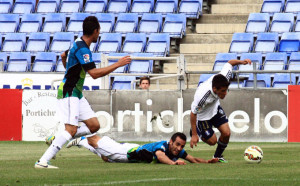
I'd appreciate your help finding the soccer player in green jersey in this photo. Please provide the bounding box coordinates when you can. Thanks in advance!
[35,16,131,169]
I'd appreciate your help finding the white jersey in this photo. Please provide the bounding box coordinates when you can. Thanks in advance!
[191,63,233,121]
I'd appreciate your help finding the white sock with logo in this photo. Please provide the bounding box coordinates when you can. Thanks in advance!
[39,130,72,163]
[79,138,101,157]
[73,125,92,138]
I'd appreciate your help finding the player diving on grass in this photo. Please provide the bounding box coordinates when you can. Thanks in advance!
[35,16,132,169]
[65,132,218,165]
[190,59,252,163]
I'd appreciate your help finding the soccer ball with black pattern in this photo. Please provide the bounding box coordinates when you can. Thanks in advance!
[244,145,263,163]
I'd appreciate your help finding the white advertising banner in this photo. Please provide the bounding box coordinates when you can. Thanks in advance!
[0,73,101,90]
[22,90,64,141]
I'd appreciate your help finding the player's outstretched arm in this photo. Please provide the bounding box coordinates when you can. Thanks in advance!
[190,112,199,148]
[228,59,251,67]
[155,151,186,165]
[185,154,218,164]
[87,56,131,79]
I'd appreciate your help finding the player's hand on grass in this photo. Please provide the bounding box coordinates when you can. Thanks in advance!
[117,56,131,67]
[208,158,219,163]
[175,160,186,165]
[190,135,199,148]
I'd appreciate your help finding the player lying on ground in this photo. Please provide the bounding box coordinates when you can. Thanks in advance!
[190,59,252,163]
[65,132,218,165]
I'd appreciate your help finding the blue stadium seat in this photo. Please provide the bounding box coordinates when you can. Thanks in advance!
[77,32,98,52]
[239,53,262,77]
[36,0,60,14]
[111,76,136,90]
[0,14,19,34]
[0,0,13,13]
[6,52,31,72]
[19,14,43,34]
[26,32,50,54]
[60,0,83,15]
[270,13,294,34]
[243,74,271,87]
[263,52,287,72]
[2,33,26,52]
[261,0,285,15]
[84,0,107,13]
[179,0,202,19]
[273,73,296,88]
[162,13,186,38]
[138,13,162,36]
[131,0,154,16]
[278,32,300,54]
[294,13,300,31]
[50,32,74,53]
[107,0,131,14]
[213,53,237,71]
[254,32,278,54]
[245,13,270,34]
[284,0,300,14]
[287,52,300,77]
[92,53,101,66]
[0,52,7,71]
[229,81,244,89]
[198,74,214,86]
[12,0,35,14]
[67,13,90,34]
[129,53,153,73]
[42,13,66,34]
[114,13,138,36]
[55,56,65,72]
[229,33,254,54]
[145,33,170,56]
[122,33,147,53]
[32,52,56,72]
[154,0,178,16]
[108,53,129,73]
[95,13,115,34]
[97,33,122,53]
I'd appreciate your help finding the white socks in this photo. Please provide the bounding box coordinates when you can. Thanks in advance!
[79,138,100,157]
[39,130,72,163]
[73,125,92,138]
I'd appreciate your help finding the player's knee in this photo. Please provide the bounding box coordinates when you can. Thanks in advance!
[89,123,100,133]
[222,130,231,138]
[65,125,78,137]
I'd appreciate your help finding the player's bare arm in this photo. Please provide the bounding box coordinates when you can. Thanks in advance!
[61,51,67,68]
[228,59,251,66]
[190,112,199,148]
[155,150,186,165]
[87,56,131,79]
[185,154,218,163]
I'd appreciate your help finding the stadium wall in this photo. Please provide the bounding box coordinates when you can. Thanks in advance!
[0,88,291,142]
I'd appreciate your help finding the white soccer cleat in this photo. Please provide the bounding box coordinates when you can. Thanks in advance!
[34,161,58,169]
[66,137,83,148]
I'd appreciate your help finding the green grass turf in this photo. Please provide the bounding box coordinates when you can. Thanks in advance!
[0,141,300,186]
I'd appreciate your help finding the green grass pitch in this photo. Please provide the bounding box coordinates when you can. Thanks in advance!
[1,141,300,186]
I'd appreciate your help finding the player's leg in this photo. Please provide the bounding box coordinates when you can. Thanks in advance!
[191,120,217,146]
[66,136,101,157]
[35,97,80,168]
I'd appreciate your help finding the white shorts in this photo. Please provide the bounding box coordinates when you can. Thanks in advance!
[57,97,96,126]
[97,136,139,163]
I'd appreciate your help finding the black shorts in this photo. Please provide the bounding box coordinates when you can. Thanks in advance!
[191,106,228,140]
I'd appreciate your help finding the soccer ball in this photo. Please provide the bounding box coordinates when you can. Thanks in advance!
[244,145,263,163]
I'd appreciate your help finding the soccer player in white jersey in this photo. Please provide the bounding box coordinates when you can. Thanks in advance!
[34,16,131,169]
[190,59,251,163]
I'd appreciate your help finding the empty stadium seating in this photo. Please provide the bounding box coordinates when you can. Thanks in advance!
[96,13,115,34]
[26,32,50,54]
[19,14,43,34]
[36,0,60,14]
[0,52,7,71]
[49,32,74,53]
[245,13,270,34]
[261,0,285,15]
[129,53,153,73]
[162,13,186,38]
[108,53,129,73]
[131,0,154,16]
[122,33,147,53]
[60,0,83,15]
[270,13,294,34]
[138,13,162,36]
[0,0,13,13]
[239,53,262,77]
[244,74,271,87]
[2,33,26,52]
[179,0,202,19]
[0,14,19,34]
[84,0,107,13]
[254,32,278,54]
[42,13,66,34]
[263,52,287,73]
[32,52,57,72]
[67,13,90,34]
[229,33,254,54]
[12,0,35,14]
[145,33,170,56]
[198,74,214,86]
[284,0,300,14]
[111,76,136,89]
[6,52,31,72]
[278,32,300,54]
[107,0,131,14]
[114,13,138,36]
[55,56,65,72]
[272,73,296,87]
[213,53,237,71]
[97,33,122,53]
[154,0,178,16]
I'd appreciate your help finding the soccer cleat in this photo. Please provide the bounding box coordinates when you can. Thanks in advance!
[45,136,55,146]
[34,161,58,169]
[66,137,84,148]
[214,155,228,163]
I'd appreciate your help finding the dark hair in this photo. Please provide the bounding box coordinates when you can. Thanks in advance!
[139,76,150,85]
[212,74,230,90]
[171,132,186,142]
[83,16,100,36]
